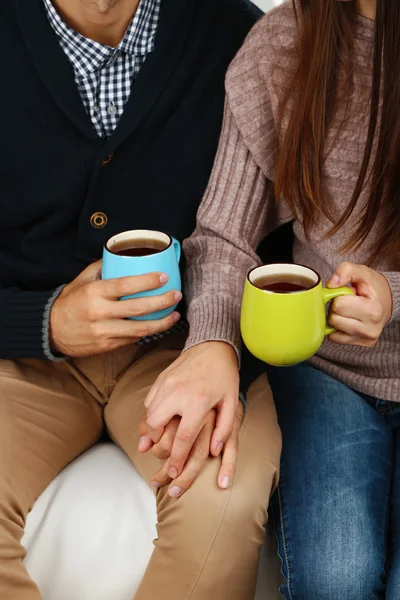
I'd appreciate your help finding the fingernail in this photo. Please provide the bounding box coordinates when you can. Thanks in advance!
[329,274,340,287]
[216,442,223,456]
[221,476,231,489]
[174,291,182,303]
[172,312,181,324]
[151,481,161,489]
[159,273,168,284]
[169,467,178,479]
[169,485,182,498]
[138,436,148,451]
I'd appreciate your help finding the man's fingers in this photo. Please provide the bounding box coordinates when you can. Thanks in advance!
[150,460,171,490]
[101,272,168,300]
[210,399,237,456]
[138,418,153,453]
[151,417,180,459]
[107,311,180,339]
[167,418,215,498]
[110,290,181,319]
[147,424,165,444]
[168,415,204,479]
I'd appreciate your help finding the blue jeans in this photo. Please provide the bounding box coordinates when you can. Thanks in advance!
[268,364,400,600]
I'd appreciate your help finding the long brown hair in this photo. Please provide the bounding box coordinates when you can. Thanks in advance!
[274,0,400,265]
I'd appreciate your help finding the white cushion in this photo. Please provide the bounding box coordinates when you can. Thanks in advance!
[23,444,281,600]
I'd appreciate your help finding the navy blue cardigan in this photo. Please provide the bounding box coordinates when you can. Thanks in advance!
[0,0,261,359]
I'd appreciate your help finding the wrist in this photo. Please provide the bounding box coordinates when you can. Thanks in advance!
[184,339,238,358]
[381,271,400,322]
[43,285,68,361]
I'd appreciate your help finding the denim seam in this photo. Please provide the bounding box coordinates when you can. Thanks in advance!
[270,499,288,599]
[278,485,294,600]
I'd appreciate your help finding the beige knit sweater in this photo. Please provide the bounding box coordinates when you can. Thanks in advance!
[183,2,400,402]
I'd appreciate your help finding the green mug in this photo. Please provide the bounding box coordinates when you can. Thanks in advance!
[240,263,354,366]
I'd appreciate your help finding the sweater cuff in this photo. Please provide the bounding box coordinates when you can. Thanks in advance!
[183,295,242,362]
[0,289,60,359]
[42,285,68,362]
[381,272,400,322]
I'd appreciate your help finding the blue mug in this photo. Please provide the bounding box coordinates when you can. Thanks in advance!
[102,229,181,321]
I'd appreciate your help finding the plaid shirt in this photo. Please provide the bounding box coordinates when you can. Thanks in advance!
[43,0,161,138]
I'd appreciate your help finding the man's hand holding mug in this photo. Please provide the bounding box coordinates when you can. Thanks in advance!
[50,229,182,357]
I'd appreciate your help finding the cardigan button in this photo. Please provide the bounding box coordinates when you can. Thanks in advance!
[102,152,114,166]
[90,212,108,229]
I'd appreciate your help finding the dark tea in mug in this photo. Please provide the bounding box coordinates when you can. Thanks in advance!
[253,274,315,293]
[110,238,168,257]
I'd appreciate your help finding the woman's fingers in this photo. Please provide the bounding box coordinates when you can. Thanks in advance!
[210,397,237,456]
[217,404,243,489]
[330,295,367,320]
[150,460,171,490]
[328,313,364,336]
[328,331,375,347]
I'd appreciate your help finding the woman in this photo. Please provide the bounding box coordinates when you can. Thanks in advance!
[183,0,400,598]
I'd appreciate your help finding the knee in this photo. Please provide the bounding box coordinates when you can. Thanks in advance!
[158,453,275,536]
[225,458,277,531]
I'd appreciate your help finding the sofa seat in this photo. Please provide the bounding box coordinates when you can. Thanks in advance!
[23,443,282,599]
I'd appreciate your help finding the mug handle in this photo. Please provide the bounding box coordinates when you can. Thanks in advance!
[322,287,355,336]
[172,237,181,263]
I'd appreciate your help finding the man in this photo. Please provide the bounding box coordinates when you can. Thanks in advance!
[0,0,281,598]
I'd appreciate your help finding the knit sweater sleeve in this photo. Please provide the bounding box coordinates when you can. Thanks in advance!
[182,107,272,355]
[0,286,64,360]
[183,115,291,356]
[382,272,400,322]
[182,14,293,357]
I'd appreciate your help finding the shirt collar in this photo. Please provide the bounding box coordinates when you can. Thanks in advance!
[43,0,160,76]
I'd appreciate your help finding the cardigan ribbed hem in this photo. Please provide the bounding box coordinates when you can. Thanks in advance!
[382,272,400,322]
[42,285,68,362]
[0,289,59,359]
[183,294,242,363]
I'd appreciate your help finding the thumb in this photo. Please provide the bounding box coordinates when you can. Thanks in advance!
[75,260,103,284]
[138,418,153,453]
[327,262,365,288]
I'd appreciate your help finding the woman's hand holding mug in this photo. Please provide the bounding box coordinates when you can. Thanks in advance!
[240,263,354,366]
[327,262,393,347]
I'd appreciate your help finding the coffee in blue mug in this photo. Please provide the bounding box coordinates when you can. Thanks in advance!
[102,230,181,321]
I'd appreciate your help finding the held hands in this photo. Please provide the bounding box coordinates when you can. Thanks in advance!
[140,341,242,496]
[50,261,181,357]
[139,402,244,498]
[327,262,392,347]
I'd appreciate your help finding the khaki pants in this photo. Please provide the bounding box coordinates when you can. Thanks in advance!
[0,336,281,600]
